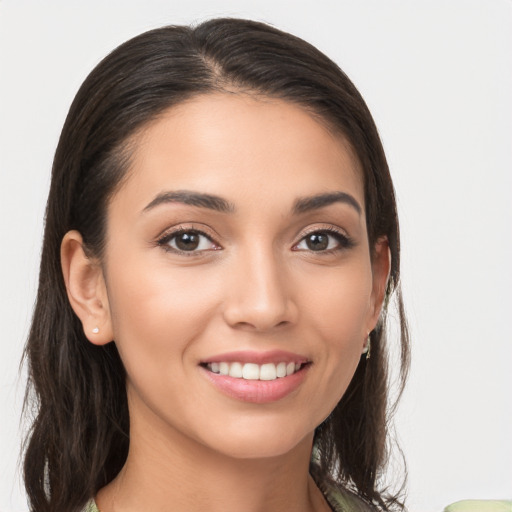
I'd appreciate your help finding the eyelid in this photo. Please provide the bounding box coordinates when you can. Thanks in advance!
[156,222,354,257]
[298,224,349,240]
[293,224,354,252]
[156,224,221,256]
[156,223,218,242]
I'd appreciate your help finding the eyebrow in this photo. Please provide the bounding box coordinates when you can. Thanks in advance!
[293,191,361,215]
[142,189,361,216]
[143,190,235,214]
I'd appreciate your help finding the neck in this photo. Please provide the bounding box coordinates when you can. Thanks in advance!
[96,404,329,512]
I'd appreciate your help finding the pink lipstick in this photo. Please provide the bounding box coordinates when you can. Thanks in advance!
[199,350,311,403]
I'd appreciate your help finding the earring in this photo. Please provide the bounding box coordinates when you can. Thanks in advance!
[92,327,99,334]
[362,334,371,360]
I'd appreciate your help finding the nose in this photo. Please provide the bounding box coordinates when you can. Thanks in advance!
[222,245,298,332]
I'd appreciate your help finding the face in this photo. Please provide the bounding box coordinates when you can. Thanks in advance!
[98,93,387,460]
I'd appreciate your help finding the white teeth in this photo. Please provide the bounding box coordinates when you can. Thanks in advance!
[242,363,260,380]
[229,362,243,378]
[259,363,277,381]
[206,361,304,380]
[276,362,287,378]
[219,362,229,375]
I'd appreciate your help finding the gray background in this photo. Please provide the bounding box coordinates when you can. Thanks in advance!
[1,1,511,510]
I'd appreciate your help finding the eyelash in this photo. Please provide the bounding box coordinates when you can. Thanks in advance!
[157,226,220,257]
[156,225,354,257]
[297,226,355,255]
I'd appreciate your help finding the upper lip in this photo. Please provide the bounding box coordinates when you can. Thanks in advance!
[200,350,309,365]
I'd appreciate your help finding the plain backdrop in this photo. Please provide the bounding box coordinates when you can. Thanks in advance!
[1,1,511,511]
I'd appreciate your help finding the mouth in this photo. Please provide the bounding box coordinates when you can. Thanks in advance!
[200,361,309,381]
[199,351,311,403]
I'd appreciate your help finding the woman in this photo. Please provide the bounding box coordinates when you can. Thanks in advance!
[22,18,409,512]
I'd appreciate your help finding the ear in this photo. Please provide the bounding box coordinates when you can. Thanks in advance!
[61,230,114,345]
[366,236,392,333]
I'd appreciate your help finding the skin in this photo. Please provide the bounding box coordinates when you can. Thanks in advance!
[61,93,390,512]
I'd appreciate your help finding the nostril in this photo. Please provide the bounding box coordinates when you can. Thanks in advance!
[221,268,298,330]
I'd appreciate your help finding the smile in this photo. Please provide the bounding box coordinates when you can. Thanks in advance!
[199,350,311,403]
[204,361,304,381]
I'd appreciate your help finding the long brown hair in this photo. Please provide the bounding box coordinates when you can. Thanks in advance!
[22,18,410,512]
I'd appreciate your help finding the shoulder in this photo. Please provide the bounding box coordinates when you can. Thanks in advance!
[310,462,373,512]
[81,499,101,512]
[319,479,374,512]
[444,501,512,512]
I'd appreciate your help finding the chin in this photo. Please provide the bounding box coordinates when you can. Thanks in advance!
[214,439,309,461]
[198,418,315,461]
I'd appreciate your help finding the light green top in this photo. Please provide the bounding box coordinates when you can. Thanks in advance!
[82,496,512,511]
[81,486,366,512]
[82,500,100,512]
[444,500,512,512]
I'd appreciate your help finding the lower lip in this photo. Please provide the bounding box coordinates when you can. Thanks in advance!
[200,365,310,404]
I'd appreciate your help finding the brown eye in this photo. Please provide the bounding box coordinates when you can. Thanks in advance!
[294,228,354,253]
[175,232,201,251]
[158,229,219,255]
[305,232,329,251]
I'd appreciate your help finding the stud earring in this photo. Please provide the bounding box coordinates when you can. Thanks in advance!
[362,333,371,360]
[92,327,99,334]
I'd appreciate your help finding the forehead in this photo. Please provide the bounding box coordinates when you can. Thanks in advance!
[114,93,364,215]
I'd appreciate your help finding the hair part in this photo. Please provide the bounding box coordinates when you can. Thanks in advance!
[22,18,410,512]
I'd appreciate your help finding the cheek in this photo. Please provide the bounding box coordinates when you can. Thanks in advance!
[300,263,372,409]
[105,255,224,369]
[104,261,225,424]
[304,261,373,340]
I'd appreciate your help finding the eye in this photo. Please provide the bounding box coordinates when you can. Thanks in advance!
[294,227,354,253]
[157,227,220,255]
